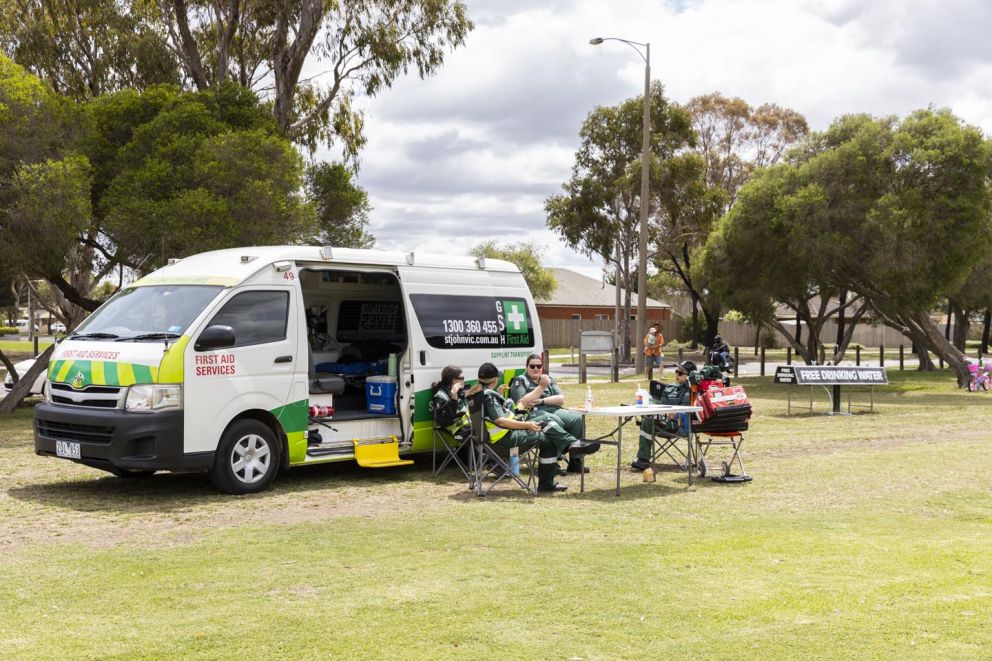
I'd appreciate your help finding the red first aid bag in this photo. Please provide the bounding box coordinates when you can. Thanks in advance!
[694,386,751,432]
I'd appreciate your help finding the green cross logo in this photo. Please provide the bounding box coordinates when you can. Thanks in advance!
[501,300,529,335]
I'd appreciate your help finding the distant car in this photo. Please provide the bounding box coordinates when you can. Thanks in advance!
[2,359,46,397]
[50,322,67,334]
[15,319,39,333]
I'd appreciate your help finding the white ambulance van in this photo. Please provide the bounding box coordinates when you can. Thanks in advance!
[34,246,541,493]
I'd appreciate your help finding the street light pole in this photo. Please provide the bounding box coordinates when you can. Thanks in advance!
[590,36,651,373]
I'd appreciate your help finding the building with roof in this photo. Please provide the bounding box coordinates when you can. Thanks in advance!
[536,268,672,321]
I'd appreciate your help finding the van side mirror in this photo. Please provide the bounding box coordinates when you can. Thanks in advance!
[195,325,236,351]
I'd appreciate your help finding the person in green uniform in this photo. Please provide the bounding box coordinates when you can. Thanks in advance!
[508,353,589,475]
[630,360,694,471]
[429,365,480,440]
[477,362,600,493]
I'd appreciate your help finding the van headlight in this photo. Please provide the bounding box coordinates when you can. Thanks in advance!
[126,384,182,412]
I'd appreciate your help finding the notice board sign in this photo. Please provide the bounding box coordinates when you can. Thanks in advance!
[774,365,888,385]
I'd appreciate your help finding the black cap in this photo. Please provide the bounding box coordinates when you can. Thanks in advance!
[676,360,696,374]
[478,362,500,380]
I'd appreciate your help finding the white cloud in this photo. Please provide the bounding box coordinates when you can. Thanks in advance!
[315,0,992,282]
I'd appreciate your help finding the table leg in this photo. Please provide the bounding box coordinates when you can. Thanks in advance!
[616,416,622,497]
[687,427,693,487]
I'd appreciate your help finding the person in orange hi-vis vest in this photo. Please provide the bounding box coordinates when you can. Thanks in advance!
[643,325,665,378]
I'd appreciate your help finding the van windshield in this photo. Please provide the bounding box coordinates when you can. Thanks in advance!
[71,285,224,341]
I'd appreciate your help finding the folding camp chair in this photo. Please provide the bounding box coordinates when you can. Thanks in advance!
[467,393,541,496]
[643,380,690,471]
[431,408,473,485]
[689,385,752,482]
[644,413,691,471]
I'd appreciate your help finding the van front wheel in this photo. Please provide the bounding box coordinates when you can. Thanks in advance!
[210,419,280,494]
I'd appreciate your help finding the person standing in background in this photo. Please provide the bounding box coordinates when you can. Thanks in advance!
[643,325,665,380]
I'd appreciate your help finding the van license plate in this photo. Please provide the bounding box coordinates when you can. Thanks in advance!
[55,441,81,459]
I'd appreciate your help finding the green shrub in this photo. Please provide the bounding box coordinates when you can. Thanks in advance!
[0,326,16,335]
[758,330,779,350]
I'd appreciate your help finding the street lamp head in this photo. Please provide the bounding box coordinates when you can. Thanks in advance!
[589,37,604,45]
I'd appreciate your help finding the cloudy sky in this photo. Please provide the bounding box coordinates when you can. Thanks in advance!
[319,0,992,279]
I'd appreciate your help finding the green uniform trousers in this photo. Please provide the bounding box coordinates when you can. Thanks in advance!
[493,424,574,489]
[637,415,681,462]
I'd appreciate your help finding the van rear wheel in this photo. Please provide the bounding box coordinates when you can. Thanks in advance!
[210,419,280,494]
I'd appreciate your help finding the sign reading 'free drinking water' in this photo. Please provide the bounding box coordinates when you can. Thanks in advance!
[409,294,534,349]
[774,365,888,385]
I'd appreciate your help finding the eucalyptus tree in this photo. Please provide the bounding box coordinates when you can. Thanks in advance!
[545,81,694,359]
[1,0,473,156]
[707,109,992,384]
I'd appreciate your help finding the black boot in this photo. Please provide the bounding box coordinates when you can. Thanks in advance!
[566,456,590,474]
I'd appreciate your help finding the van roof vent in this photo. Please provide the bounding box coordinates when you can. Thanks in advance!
[167,258,182,266]
[240,255,257,264]
[405,251,415,265]
[320,247,334,260]
[475,257,487,270]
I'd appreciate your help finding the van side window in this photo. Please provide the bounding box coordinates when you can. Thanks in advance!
[208,291,289,347]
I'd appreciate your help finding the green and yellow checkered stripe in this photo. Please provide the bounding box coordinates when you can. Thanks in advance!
[49,359,159,388]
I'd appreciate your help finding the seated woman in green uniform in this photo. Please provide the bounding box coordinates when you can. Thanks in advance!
[630,360,694,471]
[509,353,589,475]
[429,365,481,441]
[478,362,599,493]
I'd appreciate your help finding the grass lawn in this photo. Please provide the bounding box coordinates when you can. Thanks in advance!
[1,372,991,659]
[0,340,52,365]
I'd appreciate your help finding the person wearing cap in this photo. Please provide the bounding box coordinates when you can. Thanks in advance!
[643,325,666,378]
[630,360,694,471]
[477,362,600,493]
[509,353,588,475]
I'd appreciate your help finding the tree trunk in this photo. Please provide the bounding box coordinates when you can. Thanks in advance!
[690,297,699,350]
[905,310,970,386]
[0,346,54,414]
[944,299,952,340]
[832,302,868,364]
[753,323,760,356]
[0,350,18,384]
[914,341,935,370]
[982,307,991,355]
[771,319,815,364]
[702,306,720,349]
[951,304,969,352]
[835,291,846,360]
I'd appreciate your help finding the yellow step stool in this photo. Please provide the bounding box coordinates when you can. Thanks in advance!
[353,436,414,469]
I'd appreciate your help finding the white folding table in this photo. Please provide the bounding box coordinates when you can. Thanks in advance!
[572,404,703,496]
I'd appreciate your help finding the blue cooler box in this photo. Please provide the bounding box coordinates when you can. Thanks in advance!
[366,376,397,415]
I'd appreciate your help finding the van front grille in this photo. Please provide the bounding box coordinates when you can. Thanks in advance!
[36,419,114,444]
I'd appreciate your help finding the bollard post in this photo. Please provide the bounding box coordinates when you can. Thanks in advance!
[899,345,905,371]
[856,347,861,366]
[786,347,792,365]
[678,347,684,364]
[542,349,550,376]
[579,353,587,384]
[879,345,885,367]
[611,348,619,383]
[733,347,739,378]
[760,347,766,376]
[33,335,39,357]
[939,355,944,370]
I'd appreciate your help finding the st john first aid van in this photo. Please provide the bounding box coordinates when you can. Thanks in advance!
[34,246,541,493]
